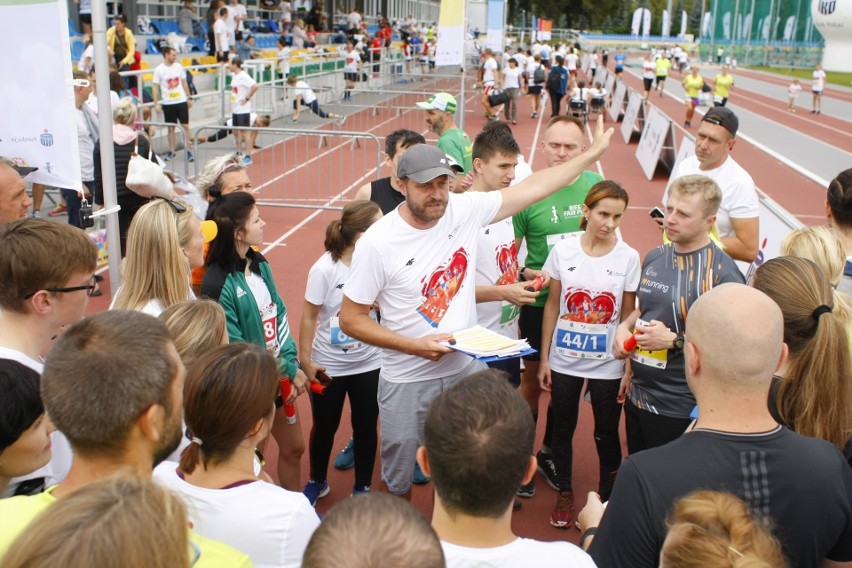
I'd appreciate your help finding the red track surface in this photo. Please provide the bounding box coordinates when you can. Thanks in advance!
[84,65,846,543]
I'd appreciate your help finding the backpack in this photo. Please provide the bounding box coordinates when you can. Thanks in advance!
[546,67,561,92]
[533,64,545,84]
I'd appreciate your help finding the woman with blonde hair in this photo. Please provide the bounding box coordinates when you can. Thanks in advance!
[154,343,320,568]
[93,97,161,256]
[2,473,191,568]
[111,197,217,316]
[781,225,852,326]
[751,256,852,465]
[160,299,228,368]
[660,490,788,568]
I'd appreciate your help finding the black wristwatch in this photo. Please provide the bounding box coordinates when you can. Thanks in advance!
[672,333,685,351]
[519,266,528,281]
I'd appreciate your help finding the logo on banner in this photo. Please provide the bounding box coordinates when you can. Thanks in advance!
[39,130,53,147]
[44,162,53,174]
[818,0,836,15]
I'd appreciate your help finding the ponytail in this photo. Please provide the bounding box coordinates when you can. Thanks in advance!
[324,200,382,262]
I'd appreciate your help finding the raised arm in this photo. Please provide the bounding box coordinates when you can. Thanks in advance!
[493,116,613,222]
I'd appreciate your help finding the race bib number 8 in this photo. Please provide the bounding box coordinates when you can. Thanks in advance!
[261,303,280,356]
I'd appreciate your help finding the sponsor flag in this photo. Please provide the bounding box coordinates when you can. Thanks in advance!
[0,0,80,189]
[435,0,464,66]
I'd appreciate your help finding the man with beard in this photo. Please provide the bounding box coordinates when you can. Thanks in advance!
[340,120,613,500]
[0,311,251,567]
[416,93,472,175]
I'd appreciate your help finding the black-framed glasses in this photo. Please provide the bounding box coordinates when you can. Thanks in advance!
[152,196,187,214]
[24,275,98,299]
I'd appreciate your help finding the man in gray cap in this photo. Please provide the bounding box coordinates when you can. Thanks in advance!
[666,106,759,264]
[0,158,35,225]
[340,120,613,500]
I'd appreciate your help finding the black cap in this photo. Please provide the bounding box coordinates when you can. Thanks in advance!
[702,107,738,138]
[0,157,38,178]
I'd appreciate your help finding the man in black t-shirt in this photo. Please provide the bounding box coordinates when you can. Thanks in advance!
[353,129,425,215]
[578,284,852,568]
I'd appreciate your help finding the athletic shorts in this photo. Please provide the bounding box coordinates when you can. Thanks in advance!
[216,50,229,63]
[643,78,654,91]
[528,85,542,95]
[813,90,823,95]
[232,112,251,127]
[378,358,486,495]
[483,83,494,95]
[615,66,624,73]
[344,71,358,82]
[79,13,92,24]
[519,304,545,361]
[655,75,666,84]
[686,97,699,106]
[163,102,189,125]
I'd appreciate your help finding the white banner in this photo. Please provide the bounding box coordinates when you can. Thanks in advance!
[663,9,671,36]
[485,0,505,53]
[632,8,643,35]
[0,0,79,189]
[681,10,688,36]
[435,0,464,66]
[642,8,652,36]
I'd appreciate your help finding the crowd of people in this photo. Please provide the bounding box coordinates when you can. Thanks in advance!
[0,22,851,568]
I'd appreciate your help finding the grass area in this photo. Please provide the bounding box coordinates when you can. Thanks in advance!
[746,66,852,87]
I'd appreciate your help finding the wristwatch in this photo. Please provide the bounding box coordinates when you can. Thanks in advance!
[672,333,685,350]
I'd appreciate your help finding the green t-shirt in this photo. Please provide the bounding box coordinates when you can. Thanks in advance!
[0,487,254,568]
[437,127,473,173]
[513,170,604,307]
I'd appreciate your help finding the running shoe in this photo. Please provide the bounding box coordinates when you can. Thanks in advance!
[337,115,347,126]
[550,491,574,528]
[48,204,68,217]
[352,484,371,496]
[302,480,330,506]
[333,438,355,470]
[163,151,176,161]
[242,154,253,166]
[412,462,430,485]
[186,150,194,163]
[536,450,559,491]
[517,480,535,498]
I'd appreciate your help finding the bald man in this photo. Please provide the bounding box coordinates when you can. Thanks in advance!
[0,160,33,225]
[578,284,852,568]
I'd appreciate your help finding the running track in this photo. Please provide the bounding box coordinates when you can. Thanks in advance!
[84,63,852,544]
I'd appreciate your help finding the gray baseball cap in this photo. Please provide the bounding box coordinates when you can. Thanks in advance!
[397,145,458,183]
[0,156,38,178]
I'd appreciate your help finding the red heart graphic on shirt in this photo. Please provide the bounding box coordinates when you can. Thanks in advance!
[417,248,470,327]
[562,289,617,324]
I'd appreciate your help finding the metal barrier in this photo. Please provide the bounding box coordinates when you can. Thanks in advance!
[192,125,383,211]
[138,121,191,179]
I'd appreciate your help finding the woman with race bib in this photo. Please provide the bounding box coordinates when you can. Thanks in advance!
[201,192,307,492]
[298,201,383,506]
[537,181,640,529]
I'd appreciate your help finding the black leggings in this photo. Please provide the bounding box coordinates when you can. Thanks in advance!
[308,367,379,487]
[551,370,622,493]
[624,399,691,455]
[548,88,563,117]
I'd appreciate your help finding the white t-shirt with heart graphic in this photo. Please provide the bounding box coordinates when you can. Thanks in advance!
[542,236,640,379]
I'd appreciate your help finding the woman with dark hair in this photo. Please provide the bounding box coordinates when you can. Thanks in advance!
[201,192,307,491]
[0,360,54,496]
[538,180,640,528]
[154,343,320,568]
[299,200,382,505]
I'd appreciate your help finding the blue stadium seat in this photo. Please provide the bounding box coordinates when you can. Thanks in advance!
[68,17,79,37]
[70,39,85,61]
[146,40,161,55]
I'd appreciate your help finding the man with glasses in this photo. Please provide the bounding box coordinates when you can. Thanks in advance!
[0,311,253,567]
[0,218,98,497]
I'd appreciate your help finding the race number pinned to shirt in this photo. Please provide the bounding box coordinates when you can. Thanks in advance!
[261,302,280,356]
[499,301,521,333]
[629,318,668,369]
[329,316,362,351]
[555,319,608,359]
